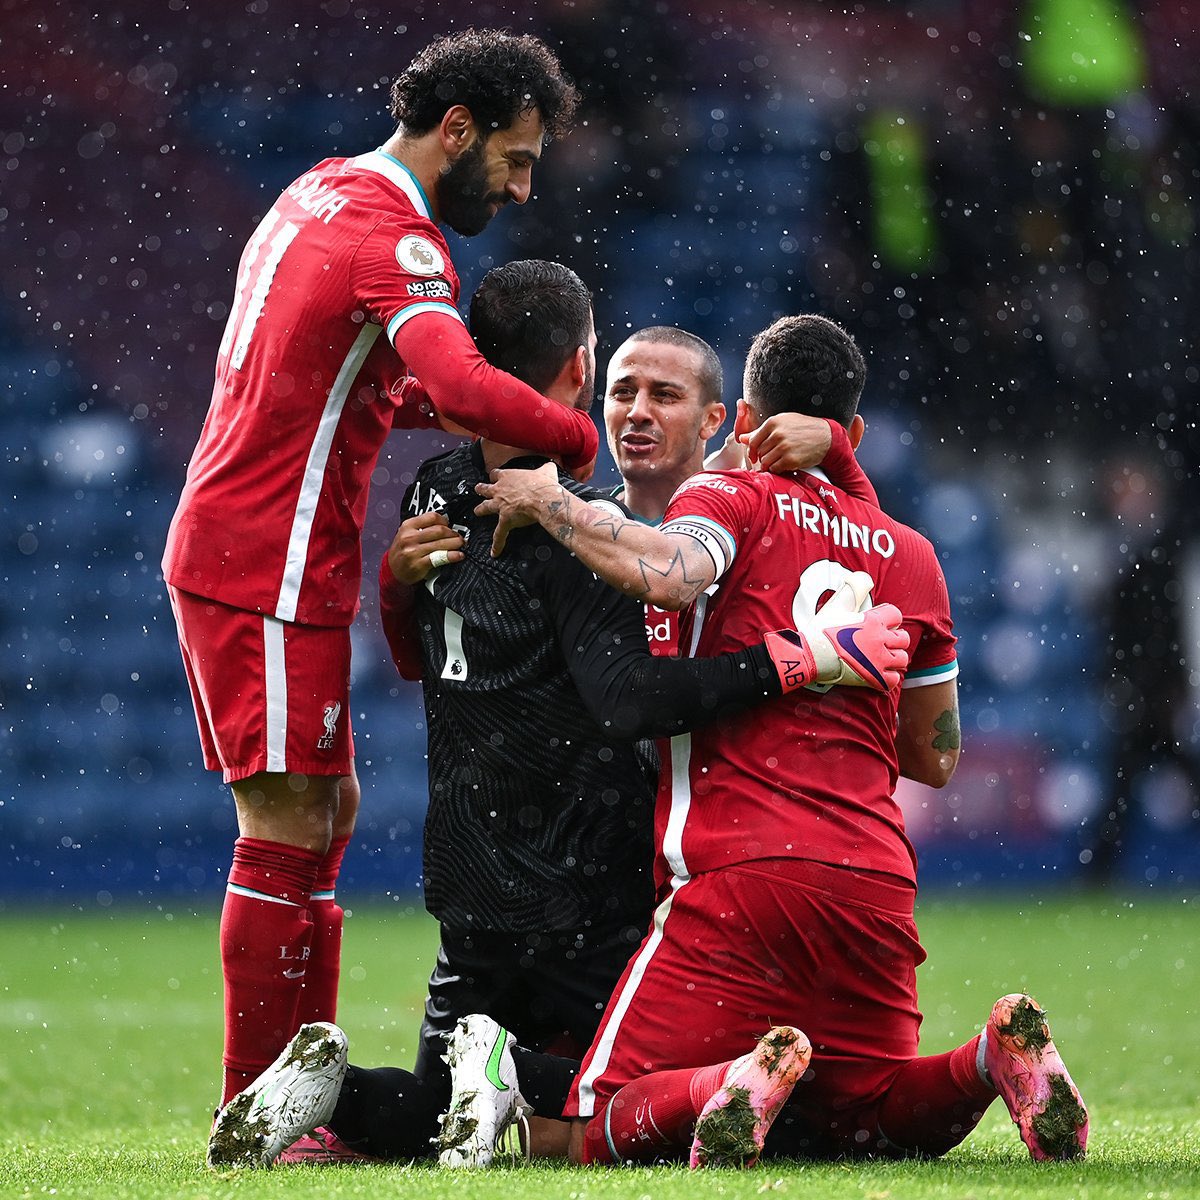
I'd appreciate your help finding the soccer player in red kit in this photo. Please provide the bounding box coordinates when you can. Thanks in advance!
[601,326,878,655]
[476,314,1088,1167]
[400,323,875,660]
[161,30,594,1111]
[603,328,725,657]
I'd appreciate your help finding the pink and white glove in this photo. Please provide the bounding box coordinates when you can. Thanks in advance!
[763,571,910,694]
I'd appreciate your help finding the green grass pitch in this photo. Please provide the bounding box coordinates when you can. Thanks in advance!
[2,891,1198,1198]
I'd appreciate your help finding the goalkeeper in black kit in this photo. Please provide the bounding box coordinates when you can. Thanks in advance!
[206,259,907,1169]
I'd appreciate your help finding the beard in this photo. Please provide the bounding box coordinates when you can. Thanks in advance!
[436,138,506,236]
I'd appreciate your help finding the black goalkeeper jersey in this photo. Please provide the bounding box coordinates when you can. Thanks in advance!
[400,442,779,934]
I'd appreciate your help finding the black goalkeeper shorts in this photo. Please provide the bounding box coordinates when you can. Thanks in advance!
[413,920,645,1086]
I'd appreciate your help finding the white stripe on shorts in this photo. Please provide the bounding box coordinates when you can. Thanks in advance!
[263,615,288,772]
[574,874,689,1118]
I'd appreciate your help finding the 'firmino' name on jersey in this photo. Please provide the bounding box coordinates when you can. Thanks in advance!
[774,493,896,557]
[286,173,349,224]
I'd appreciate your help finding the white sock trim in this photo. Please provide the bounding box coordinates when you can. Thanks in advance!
[976,1030,992,1087]
[603,1094,624,1164]
[227,882,303,906]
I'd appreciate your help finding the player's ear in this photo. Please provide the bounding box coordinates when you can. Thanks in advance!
[849,413,865,449]
[439,105,477,156]
[733,398,755,440]
[699,401,726,442]
[569,345,588,389]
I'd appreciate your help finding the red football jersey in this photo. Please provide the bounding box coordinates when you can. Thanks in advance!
[607,484,681,657]
[165,152,461,625]
[655,467,958,887]
[644,602,680,657]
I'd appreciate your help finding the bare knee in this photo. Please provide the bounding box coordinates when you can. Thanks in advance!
[333,769,360,840]
[231,771,343,852]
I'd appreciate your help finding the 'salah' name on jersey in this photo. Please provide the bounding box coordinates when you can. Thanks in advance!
[677,474,897,558]
[283,173,453,307]
[286,172,349,223]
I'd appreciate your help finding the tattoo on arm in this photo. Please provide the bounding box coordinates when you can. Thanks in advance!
[593,511,631,542]
[637,546,708,605]
[539,486,709,603]
[546,488,634,544]
[546,488,577,544]
[932,709,961,752]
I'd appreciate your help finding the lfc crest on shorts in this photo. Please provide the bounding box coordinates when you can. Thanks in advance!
[317,701,342,750]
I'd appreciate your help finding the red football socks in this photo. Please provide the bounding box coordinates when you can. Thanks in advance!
[296,834,350,1027]
[582,1059,730,1164]
[876,1036,995,1155]
[219,836,322,1105]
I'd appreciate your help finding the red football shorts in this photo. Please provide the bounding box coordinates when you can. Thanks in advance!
[567,857,925,1133]
[167,585,353,782]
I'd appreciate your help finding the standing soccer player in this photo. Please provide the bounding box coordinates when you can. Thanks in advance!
[161,30,596,1113]
[477,314,1088,1166]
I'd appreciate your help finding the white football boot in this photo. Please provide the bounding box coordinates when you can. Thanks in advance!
[436,1014,531,1167]
[207,1022,349,1169]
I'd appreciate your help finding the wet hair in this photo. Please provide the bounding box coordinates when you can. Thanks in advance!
[743,315,866,426]
[390,29,579,139]
[470,260,593,392]
[624,326,723,407]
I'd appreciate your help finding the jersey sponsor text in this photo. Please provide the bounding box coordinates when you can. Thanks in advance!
[677,474,740,497]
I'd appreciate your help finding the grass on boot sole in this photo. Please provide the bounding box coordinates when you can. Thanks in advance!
[692,1086,758,1167]
[1032,1074,1089,1161]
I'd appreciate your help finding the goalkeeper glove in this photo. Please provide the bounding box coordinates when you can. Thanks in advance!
[764,571,909,693]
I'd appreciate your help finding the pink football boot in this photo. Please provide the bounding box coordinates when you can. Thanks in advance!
[982,993,1088,1161]
[689,1026,812,1168]
[275,1125,380,1165]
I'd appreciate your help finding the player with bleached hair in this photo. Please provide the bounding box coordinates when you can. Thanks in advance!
[474,313,1089,1167]
[162,29,598,1117]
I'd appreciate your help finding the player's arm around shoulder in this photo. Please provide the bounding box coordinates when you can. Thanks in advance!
[896,678,960,788]
[475,461,719,610]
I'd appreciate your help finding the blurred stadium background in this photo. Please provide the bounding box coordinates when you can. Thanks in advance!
[2,0,1197,904]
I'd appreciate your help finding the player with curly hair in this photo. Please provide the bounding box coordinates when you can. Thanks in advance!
[162,29,593,1117]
